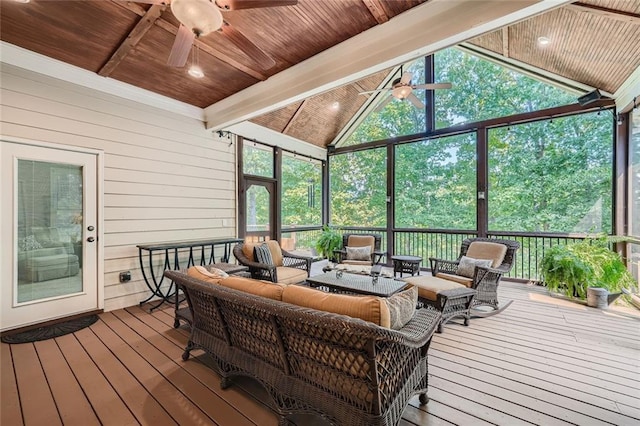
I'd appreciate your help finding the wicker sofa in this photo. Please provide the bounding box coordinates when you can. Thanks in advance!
[165,270,441,426]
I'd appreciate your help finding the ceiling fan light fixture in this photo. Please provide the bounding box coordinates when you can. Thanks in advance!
[188,65,205,78]
[171,0,223,36]
[392,85,412,99]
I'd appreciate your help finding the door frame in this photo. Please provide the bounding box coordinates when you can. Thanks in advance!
[239,176,277,241]
[0,136,104,330]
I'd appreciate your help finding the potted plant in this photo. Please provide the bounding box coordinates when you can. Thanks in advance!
[315,225,342,261]
[540,236,636,305]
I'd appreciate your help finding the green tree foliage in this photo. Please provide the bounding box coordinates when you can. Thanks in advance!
[330,148,386,227]
[395,134,476,229]
[489,112,613,233]
[281,154,322,227]
[330,47,612,235]
[435,48,576,127]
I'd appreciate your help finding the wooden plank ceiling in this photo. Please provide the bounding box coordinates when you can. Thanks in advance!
[1,0,639,149]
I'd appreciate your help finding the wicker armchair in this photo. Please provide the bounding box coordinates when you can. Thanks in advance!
[233,241,311,284]
[333,233,386,265]
[430,237,520,313]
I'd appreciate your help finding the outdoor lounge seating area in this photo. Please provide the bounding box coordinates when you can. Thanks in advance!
[1,1,639,425]
[2,280,639,425]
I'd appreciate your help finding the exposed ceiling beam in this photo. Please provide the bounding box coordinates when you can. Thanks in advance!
[99,5,165,77]
[282,100,307,134]
[207,0,572,130]
[567,2,640,24]
[362,0,389,24]
[613,64,640,112]
[114,1,267,81]
[502,27,510,58]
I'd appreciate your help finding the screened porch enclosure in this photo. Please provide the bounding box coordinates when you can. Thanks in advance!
[238,48,638,285]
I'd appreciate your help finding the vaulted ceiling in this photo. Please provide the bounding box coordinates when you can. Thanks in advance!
[1,0,639,150]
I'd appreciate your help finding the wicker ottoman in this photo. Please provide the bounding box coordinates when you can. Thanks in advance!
[403,275,476,333]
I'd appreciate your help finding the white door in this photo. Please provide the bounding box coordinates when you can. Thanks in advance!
[1,141,100,331]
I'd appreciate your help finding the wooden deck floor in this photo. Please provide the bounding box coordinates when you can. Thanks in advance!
[2,282,640,426]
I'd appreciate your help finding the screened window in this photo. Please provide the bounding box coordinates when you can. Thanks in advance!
[243,142,273,177]
[434,48,576,128]
[281,153,322,227]
[330,148,387,227]
[395,134,476,229]
[488,111,613,233]
[342,59,426,147]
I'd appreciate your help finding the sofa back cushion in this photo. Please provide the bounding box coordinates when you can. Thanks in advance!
[466,241,507,268]
[219,276,285,301]
[282,285,390,328]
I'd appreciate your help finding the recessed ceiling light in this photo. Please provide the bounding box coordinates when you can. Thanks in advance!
[537,36,551,46]
[330,101,340,111]
[188,65,204,78]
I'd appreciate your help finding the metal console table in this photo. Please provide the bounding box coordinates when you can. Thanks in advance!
[137,237,243,311]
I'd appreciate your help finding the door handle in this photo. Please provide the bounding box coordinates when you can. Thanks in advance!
[87,237,95,243]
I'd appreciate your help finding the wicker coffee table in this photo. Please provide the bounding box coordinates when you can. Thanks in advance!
[306,271,407,297]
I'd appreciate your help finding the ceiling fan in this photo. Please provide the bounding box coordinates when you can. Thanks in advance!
[138,0,298,70]
[359,71,452,111]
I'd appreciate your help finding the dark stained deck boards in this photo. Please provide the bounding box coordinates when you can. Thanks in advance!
[1,344,22,426]
[2,281,639,426]
[32,339,100,426]
[10,343,62,426]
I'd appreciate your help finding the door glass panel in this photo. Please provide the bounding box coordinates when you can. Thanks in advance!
[246,184,271,234]
[17,160,83,303]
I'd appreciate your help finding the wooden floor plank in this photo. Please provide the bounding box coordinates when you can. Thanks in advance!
[428,383,534,426]
[437,326,640,386]
[430,353,637,425]
[1,344,24,426]
[33,339,100,426]
[431,341,639,406]
[88,315,212,425]
[73,326,177,426]
[429,374,577,426]
[99,312,258,426]
[10,343,62,426]
[408,393,496,426]
[117,307,279,426]
[54,333,138,425]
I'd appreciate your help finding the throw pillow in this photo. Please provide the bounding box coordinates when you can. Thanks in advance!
[385,285,418,330]
[205,267,229,278]
[187,265,223,285]
[19,235,42,251]
[456,256,493,278]
[254,243,274,265]
[346,246,371,261]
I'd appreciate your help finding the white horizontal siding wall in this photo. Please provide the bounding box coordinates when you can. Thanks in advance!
[0,63,236,311]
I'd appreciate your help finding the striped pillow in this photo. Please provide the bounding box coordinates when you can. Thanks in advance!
[254,243,274,265]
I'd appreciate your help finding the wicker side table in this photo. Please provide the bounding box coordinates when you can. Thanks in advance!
[391,255,422,277]
[174,263,249,328]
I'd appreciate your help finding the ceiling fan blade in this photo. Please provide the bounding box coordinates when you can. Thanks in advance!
[412,82,453,90]
[374,95,394,113]
[220,22,276,70]
[167,24,195,67]
[408,93,425,109]
[400,72,412,85]
[359,88,391,95]
[215,0,298,10]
